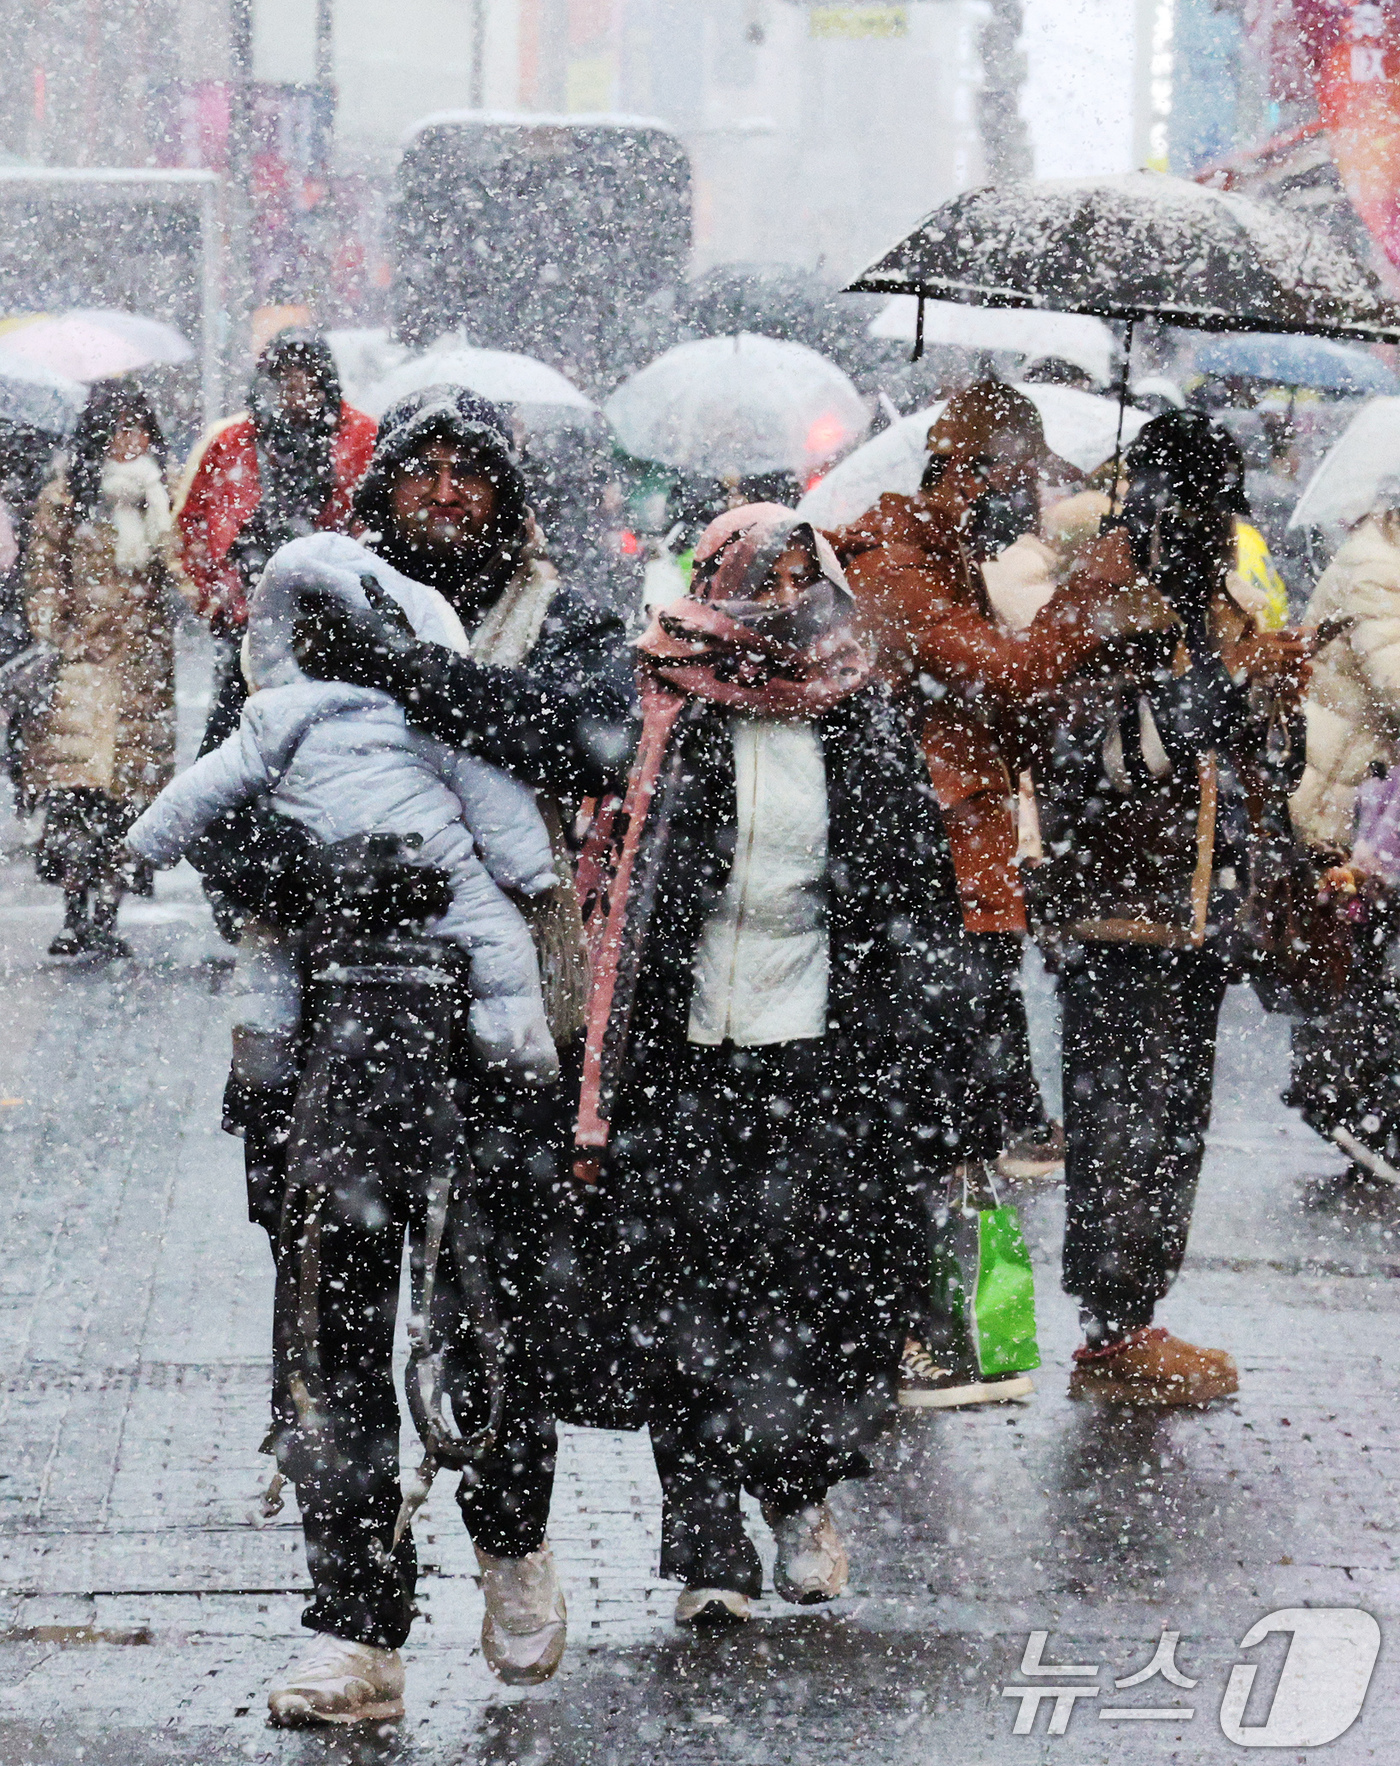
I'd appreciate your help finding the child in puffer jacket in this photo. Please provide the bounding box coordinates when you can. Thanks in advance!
[126,532,560,1088]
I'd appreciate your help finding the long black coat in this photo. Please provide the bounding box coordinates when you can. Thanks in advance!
[565,684,992,1471]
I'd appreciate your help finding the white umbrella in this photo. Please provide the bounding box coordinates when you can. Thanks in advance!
[326,327,410,412]
[0,347,82,433]
[363,343,596,423]
[1289,397,1400,530]
[797,384,1149,530]
[869,298,1119,387]
[604,334,870,478]
[0,309,192,381]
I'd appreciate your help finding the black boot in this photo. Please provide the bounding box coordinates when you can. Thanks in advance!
[88,883,131,961]
[48,887,89,956]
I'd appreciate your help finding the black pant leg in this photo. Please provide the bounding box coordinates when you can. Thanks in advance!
[273,1184,417,1650]
[966,932,1049,1141]
[448,1060,575,1559]
[1061,944,1228,1336]
[650,1401,762,1597]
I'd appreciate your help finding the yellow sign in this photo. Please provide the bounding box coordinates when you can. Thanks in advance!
[809,4,908,39]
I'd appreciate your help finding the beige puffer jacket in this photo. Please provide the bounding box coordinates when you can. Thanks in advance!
[22,471,182,809]
[1291,515,1400,850]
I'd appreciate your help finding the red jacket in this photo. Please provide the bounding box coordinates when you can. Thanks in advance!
[174,404,377,629]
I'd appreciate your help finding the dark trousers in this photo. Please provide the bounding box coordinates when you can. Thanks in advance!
[1060,943,1229,1339]
[625,1042,901,1595]
[966,932,1050,1141]
[238,1070,565,1650]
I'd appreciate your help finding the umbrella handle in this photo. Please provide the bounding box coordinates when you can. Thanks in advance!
[911,295,926,365]
[1107,317,1136,516]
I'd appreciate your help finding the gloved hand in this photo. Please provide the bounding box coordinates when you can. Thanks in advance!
[317,831,455,934]
[189,803,452,932]
[467,993,561,1087]
[293,579,427,696]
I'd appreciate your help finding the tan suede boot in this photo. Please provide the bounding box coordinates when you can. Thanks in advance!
[1069,1326,1238,1406]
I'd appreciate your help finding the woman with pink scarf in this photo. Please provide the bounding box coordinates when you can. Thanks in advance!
[575,505,988,1626]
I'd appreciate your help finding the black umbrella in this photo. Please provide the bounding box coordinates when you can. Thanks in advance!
[847,171,1400,344]
[846,171,1400,493]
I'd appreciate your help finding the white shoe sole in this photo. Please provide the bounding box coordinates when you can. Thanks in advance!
[675,1588,751,1627]
[1329,1125,1400,1186]
[267,1693,405,1728]
[481,1615,567,1686]
[774,1561,849,1605]
[899,1374,1035,1409]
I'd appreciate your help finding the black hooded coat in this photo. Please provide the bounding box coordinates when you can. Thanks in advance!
[189,387,636,930]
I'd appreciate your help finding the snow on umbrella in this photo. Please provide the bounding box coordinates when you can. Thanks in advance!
[847,171,1400,344]
[797,384,1149,531]
[1288,396,1400,531]
[1186,332,1398,396]
[869,297,1119,386]
[0,347,82,434]
[325,327,411,413]
[604,334,870,478]
[362,343,597,424]
[0,309,193,381]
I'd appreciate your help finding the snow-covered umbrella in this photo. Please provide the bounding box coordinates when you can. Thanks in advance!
[848,172,1400,345]
[0,348,82,434]
[1289,397,1400,531]
[604,334,869,478]
[325,327,411,413]
[869,297,1118,387]
[0,309,193,381]
[362,343,597,425]
[797,384,1149,531]
[847,171,1400,497]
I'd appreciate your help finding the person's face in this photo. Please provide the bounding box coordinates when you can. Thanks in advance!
[275,365,323,426]
[981,428,1042,495]
[107,423,150,464]
[389,441,499,552]
[754,538,823,608]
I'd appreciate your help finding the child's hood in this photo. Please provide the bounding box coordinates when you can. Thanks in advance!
[245,532,471,691]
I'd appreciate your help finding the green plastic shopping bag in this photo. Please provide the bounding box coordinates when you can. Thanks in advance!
[970,1203,1040,1376]
[928,1171,1040,1378]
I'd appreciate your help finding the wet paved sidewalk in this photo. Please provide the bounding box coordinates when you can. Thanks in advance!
[0,644,1396,1764]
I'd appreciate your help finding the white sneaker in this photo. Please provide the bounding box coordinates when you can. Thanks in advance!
[475,1541,567,1685]
[674,1586,752,1627]
[266,1633,405,1727]
[764,1502,850,1605]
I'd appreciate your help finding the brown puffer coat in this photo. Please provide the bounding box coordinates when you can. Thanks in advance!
[22,473,182,810]
[831,494,1137,933]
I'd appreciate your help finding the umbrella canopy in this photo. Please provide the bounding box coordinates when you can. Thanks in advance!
[1186,332,1398,396]
[0,347,82,434]
[797,384,1149,531]
[363,343,596,424]
[325,327,411,412]
[847,171,1400,345]
[604,334,870,478]
[1289,397,1400,530]
[0,309,193,381]
[869,297,1118,385]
